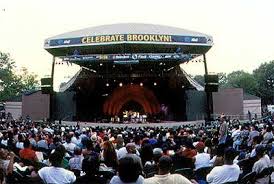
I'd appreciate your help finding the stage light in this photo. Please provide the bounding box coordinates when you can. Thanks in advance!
[154,82,157,86]
[106,83,109,87]
[119,83,123,87]
[100,63,103,66]
[140,82,143,86]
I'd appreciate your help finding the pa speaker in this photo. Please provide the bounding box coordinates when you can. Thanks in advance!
[205,84,219,92]
[204,75,219,84]
[41,78,53,94]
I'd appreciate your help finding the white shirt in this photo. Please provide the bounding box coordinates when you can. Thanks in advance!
[38,166,76,184]
[207,164,240,184]
[69,155,84,170]
[63,142,76,153]
[194,153,210,170]
[144,173,192,184]
[117,147,140,160]
[110,175,144,184]
[16,142,24,149]
[252,155,271,184]
[71,137,81,145]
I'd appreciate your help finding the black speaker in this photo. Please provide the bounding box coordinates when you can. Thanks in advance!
[41,78,53,94]
[205,84,219,92]
[204,74,218,84]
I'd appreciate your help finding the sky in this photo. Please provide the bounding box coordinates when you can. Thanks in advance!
[0,0,274,89]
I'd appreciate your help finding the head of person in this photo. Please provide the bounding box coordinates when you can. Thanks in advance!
[23,139,31,149]
[224,147,237,165]
[153,148,163,164]
[140,143,153,164]
[65,134,72,143]
[195,142,205,153]
[216,143,226,157]
[49,150,63,167]
[74,146,82,156]
[118,156,142,183]
[126,143,136,154]
[255,145,265,158]
[103,141,117,165]
[82,154,100,175]
[86,139,94,151]
[54,144,66,158]
[158,156,173,175]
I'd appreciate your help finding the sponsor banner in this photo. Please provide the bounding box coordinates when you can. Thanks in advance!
[46,34,209,47]
[61,53,194,63]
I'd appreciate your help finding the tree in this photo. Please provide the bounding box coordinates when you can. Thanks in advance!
[0,51,39,101]
[224,70,258,95]
[253,61,274,105]
[218,72,227,88]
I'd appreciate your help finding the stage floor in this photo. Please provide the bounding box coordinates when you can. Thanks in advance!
[57,120,205,128]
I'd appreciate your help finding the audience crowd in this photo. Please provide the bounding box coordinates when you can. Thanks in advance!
[0,115,273,184]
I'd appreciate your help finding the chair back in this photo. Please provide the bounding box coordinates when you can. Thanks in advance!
[174,168,194,179]
[239,171,256,184]
[195,166,212,181]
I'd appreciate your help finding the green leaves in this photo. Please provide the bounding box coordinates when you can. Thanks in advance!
[0,51,39,101]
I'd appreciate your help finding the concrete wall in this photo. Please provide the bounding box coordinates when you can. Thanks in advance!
[243,99,262,119]
[22,91,50,120]
[213,88,244,119]
[5,102,22,120]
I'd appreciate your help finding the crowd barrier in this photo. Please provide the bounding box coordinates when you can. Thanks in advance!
[58,120,205,129]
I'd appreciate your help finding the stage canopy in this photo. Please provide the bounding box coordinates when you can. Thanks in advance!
[44,23,213,57]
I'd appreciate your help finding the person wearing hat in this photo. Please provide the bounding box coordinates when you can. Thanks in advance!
[252,145,271,184]
[179,140,197,159]
[193,142,210,170]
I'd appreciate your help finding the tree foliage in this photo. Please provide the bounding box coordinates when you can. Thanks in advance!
[253,60,274,104]
[0,52,39,101]
[223,70,258,95]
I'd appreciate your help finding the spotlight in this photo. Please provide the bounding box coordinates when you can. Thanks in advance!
[140,82,143,86]
[154,82,157,86]
[119,83,123,87]
[106,83,109,87]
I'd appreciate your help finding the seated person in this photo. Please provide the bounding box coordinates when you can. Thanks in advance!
[206,148,240,184]
[252,145,271,184]
[0,148,15,183]
[110,155,144,184]
[75,154,106,184]
[193,142,210,170]
[69,147,83,176]
[143,148,163,176]
[37,149,76,184]
[19,139,38,162]
[144,155,193,184]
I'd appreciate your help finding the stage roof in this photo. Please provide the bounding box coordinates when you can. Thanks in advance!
[44,23,213,56]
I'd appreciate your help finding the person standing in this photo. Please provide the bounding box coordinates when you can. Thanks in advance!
[218,115,228,145]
